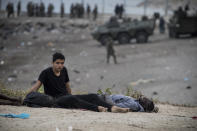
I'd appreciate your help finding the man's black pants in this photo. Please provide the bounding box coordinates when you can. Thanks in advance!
[55,94,113,112]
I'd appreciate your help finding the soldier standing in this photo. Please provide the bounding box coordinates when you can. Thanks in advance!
[40,2,45,17]
[6,2,14,18]
[86,4,91,18]
[159,17,165,34]
[47,3,54,17]
[17,1,21,17]
[93,5,98,20]
[60,2,64,18]
[106,39,117,64]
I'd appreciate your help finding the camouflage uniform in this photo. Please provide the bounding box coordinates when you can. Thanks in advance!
[106,39,117,64]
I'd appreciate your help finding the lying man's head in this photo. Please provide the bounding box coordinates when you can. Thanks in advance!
[139,97,154,112]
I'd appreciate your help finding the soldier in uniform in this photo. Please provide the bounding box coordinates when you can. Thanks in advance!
[60,2,64,18]
[35,3,39,17]
[6,2,14,18]
[70,3,74,18]
[159,17,165,34]
[106,38,117,64]
[40,2,45,17]
[86,4,91,18]
[17,1,21,17]
[47,3,54,17]
[93,5,98,20]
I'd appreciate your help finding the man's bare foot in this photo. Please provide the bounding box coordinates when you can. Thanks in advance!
[98,106,107,112]
[111,106,129,113]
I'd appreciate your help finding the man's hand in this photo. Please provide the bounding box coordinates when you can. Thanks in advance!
[27,80,42,95]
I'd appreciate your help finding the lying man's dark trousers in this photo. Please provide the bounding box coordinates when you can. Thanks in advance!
[56,94,113,112]
[0,94,23,106]
[23,92,113,112]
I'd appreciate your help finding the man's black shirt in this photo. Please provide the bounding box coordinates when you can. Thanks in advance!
[38,67,69,98]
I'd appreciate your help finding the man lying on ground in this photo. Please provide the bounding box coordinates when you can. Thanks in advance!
[98,94,159,113]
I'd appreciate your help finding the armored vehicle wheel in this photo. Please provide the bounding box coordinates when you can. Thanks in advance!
[99,35,112,45]
[136,32,148,43]
[118,33,130,44]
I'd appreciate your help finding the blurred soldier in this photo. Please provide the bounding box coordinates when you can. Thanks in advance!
[70,3,74,18]
[114,4,119,17]
[93,5,98,20]
[27,2,34,17]
[6,2,14,18]
[184,4,189,12]
[60,2,64,18]
[119,4,124,19]
[159,17,165,34]
[27,2,31,17]
[35,3,39,17]
[86,4,91,18]
[17,1,21,17]
[80,4,85,18]
[47,3,54,17]
[40,2,45,17]
[106,38,117,64]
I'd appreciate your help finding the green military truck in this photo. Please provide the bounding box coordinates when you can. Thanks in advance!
[91,18,155,45]
[168,16,197,38]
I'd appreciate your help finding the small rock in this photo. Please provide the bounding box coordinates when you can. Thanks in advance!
[152,91,158,95]
[73,69,80,74]
[186,86,192,89]
[32,35,38,39]
[100,75,104,80]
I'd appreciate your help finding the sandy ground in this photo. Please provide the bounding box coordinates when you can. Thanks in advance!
[0,104,197,131]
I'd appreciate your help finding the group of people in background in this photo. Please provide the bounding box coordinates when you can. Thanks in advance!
[70,3,97,20]
[5,1,98,20]
[6,1,20,18]
[114,4,124,19]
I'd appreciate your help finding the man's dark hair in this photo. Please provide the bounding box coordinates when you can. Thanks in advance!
[52,52,65,62]
[139,97,154,112]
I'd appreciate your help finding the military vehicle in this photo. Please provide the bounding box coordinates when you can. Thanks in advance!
[91,18,155,45]
[168,6,197,38]
[168,16,197,38]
